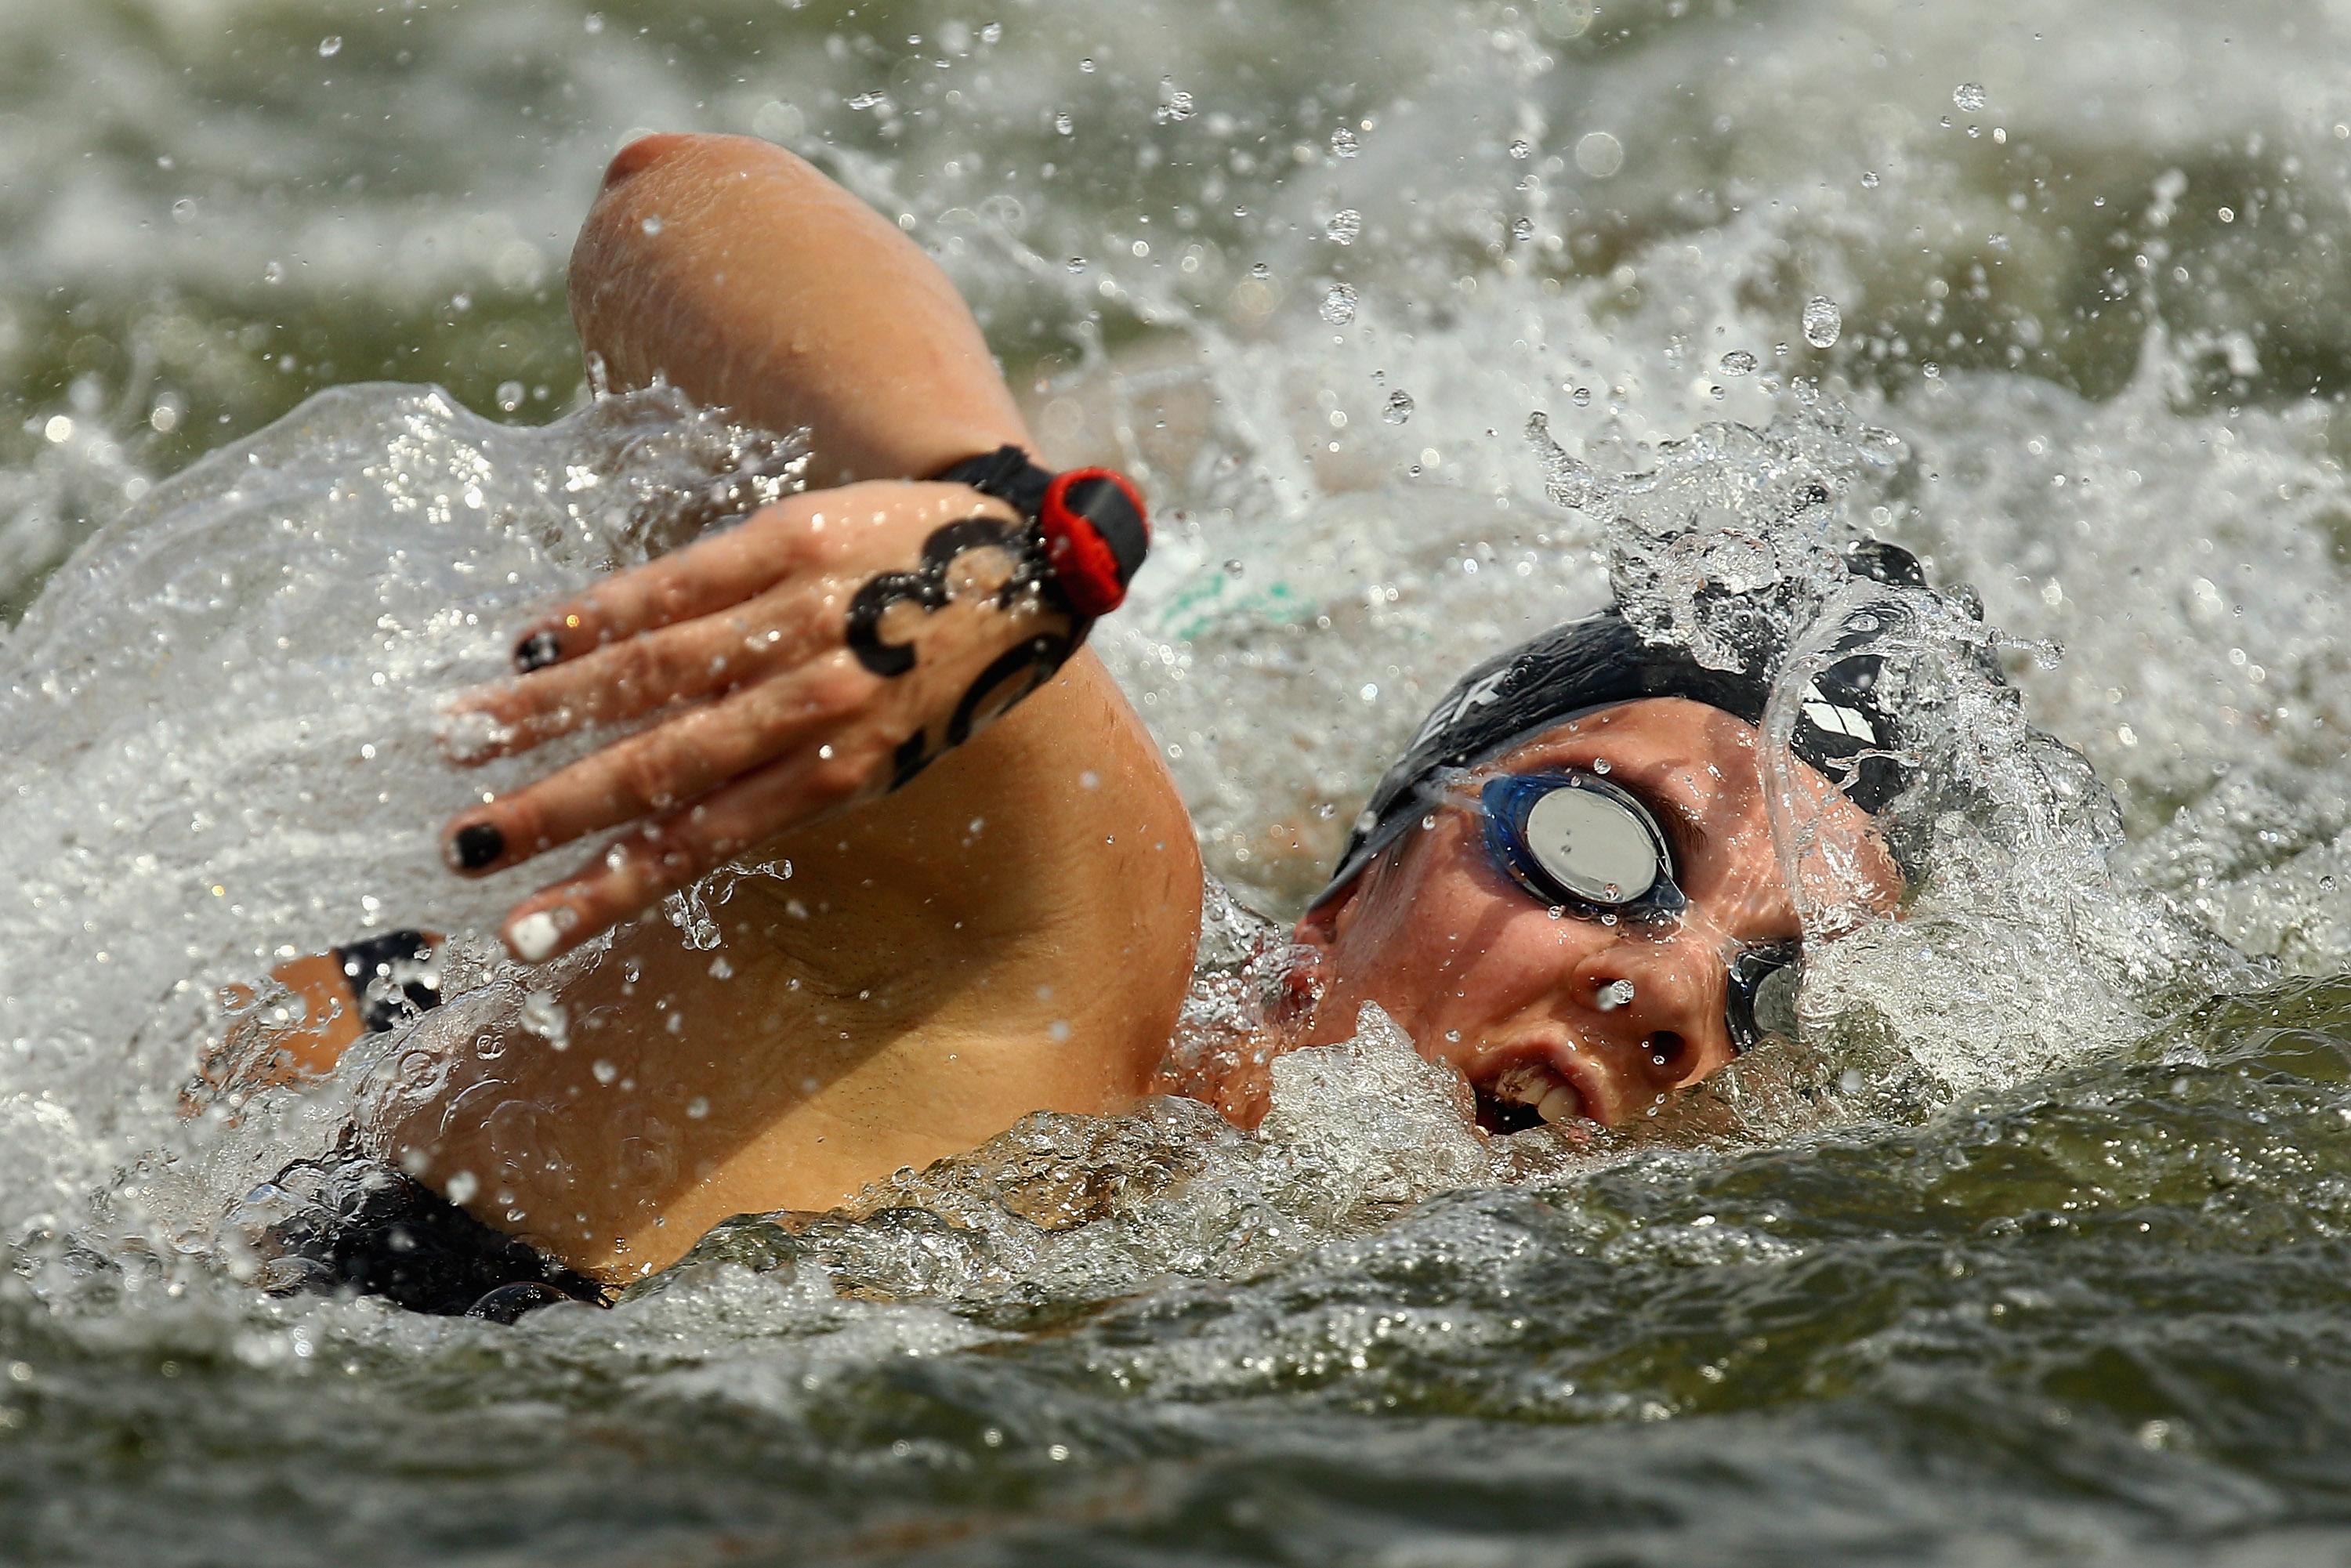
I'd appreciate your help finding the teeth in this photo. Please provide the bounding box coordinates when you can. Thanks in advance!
[1535,1081,1585,1124]
[1491,1063,1553,1108]
[1487,1061,1589,1126]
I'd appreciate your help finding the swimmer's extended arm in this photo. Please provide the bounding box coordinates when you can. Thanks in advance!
[439,136,1128,962]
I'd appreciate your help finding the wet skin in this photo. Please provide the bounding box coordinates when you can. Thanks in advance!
[1291,697,1904,1130]
[208,135,1898,1285]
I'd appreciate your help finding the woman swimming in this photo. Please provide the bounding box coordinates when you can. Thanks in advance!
[221,134,1915,1317]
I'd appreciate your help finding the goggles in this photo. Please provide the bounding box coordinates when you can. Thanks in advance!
[1465,770,1802,1056]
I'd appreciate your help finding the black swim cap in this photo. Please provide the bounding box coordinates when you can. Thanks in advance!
[1312,539,1930,911]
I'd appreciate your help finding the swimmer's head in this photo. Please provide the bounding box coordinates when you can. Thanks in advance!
[1292,540,1936,1131]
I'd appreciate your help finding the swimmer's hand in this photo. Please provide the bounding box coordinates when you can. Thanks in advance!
[438,479,1080,961]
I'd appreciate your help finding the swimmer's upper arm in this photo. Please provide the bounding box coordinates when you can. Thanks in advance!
[183,934,443,1113]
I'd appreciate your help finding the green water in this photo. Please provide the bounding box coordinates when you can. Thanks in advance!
[9,2,2351,1563]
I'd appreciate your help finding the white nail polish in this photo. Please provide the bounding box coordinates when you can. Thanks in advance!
[509,911,563,962]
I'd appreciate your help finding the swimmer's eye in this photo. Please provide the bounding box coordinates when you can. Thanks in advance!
[1476,771,1686,924]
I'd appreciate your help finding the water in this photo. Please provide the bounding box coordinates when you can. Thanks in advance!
[8,0,2351,1562]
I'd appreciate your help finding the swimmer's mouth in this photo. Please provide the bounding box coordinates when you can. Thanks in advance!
[1470,1052,1599,1135]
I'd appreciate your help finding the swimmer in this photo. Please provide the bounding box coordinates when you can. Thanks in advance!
[212,135,1912,1320]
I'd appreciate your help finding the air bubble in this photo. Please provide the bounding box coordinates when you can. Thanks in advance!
[1954,81,1987,112]
[1320,283,1359,324]
[1802,295,1843,349]
[1325,209,1362,245]
[1382,389,1415,424]
[1719,349,1758,376]
[495,381,525,414]
[1574,131,1624,177]
[1331,127,1360,158]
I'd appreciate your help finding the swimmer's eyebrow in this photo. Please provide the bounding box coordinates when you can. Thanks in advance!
[1634,773,1712,866]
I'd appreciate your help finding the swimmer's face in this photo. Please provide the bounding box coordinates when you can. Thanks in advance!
[1295,697,1901,1130]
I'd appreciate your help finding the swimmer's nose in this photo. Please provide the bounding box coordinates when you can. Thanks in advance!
[602,132,698,191]
[1570,943,1731,1092]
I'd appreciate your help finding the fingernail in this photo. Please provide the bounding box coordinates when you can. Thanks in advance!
[451,822,505,871]
[514,632,562,673]
[508,909,563,962]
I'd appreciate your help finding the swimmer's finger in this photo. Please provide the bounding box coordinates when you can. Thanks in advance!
[494,746,877,961]
[506,481,998,669]
[444,583,836,762]
[507,515,793,670]
[440,654,876,875]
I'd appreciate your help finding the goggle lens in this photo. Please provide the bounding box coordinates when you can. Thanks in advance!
[1480,773,1677,914]
[1726,942,1803,1055]
[1520,784,1664,905]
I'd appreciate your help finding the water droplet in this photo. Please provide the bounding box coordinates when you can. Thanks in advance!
[1536,0,1597,38]
[1382,389,1415,424]
[1324,208,1362,245]
[1053,110,1074,136]
[1574,131,1624,177]
[1508,139,1532,160]
[1571,386,1593,407]
[1954,81,1987,112]
[318,34,342,57]
[520,990,568,1046]
[170,197,197,223]
[1157,81,1194,123]
[495,380,525,413]
[1320,282,1359,324]
[1719,349,1757,375]
[1249,261,1270,279]
[1066,256,1087,273]
[1330,126,1360,158]
[980,21,1003,43]
[1078,56,1096,73]
[640,215,664,236]
[1597,980,1636,1011]
[1512,215,1534,241]
[1860,170,1881,189]
[1802,295,1843,349]
[1592,758,1611,774]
